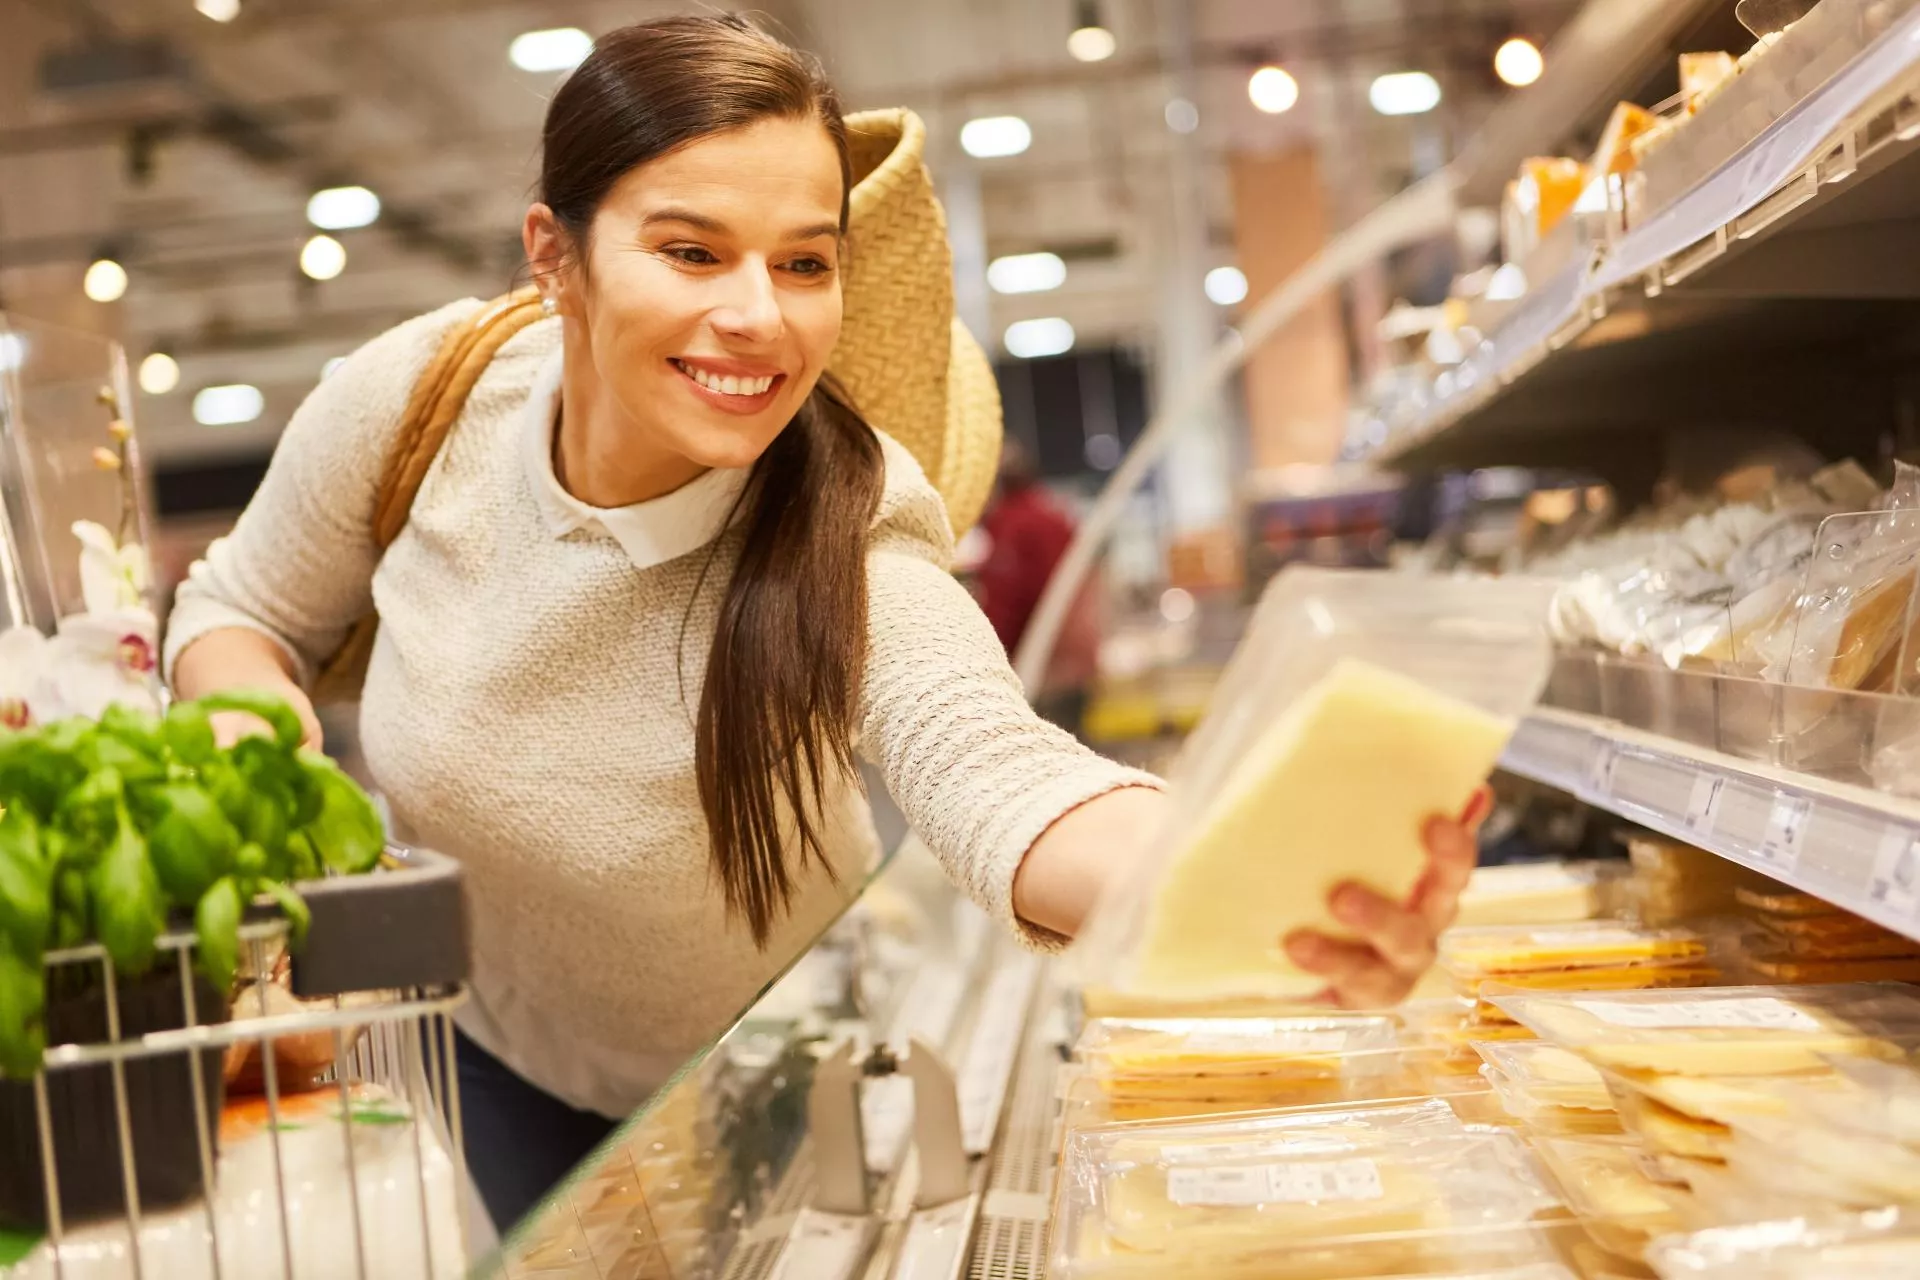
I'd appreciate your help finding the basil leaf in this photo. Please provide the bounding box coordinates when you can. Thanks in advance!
[87,807,163,975]
[194,876,242,993]
[0,808,51,957]
[195,690,304,752]
[0,948,46,1079]
[162,702,217,767]
[145,784,239,904]
[262,880,310,950]
[295,752,385,874]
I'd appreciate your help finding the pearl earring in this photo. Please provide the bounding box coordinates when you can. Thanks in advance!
[541,294,558,317]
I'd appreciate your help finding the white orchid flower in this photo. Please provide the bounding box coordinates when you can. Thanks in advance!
[71,520,151,616]
[47,609,161,722]
[0,625,54,731]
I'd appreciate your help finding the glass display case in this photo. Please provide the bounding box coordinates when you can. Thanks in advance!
[478,844,1063,1280]
[0,311,160,726]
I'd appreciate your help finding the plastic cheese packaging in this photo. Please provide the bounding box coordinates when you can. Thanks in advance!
[1131,659,1513,997]
[1067,568,1553,1004]
[1727,1110,1920,1202]
[1474,1042,1613,1111]
[1588,103,1657,178]
[1075,1015,1398,1079]
[1647,1207,1920,1279]
[1440,924,1710,980]
[1489,984,1920,1075]
[1454,862,1617,928]
[1053,1116,1557,1279]
[1481,1067,1623,1136]
[1530,1136,1689,1260]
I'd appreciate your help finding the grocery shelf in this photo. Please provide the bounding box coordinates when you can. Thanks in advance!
[1374,3,1920,472]
[1503,706,1920,943]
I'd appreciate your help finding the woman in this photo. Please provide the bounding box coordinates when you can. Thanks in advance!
[165,15,1482,1230]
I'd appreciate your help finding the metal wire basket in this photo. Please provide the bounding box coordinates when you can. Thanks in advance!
[2,916,469,1280]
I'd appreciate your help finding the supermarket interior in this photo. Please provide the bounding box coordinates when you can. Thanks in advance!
[12,0,1920,1276]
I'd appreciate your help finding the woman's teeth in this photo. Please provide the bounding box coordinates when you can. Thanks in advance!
[675,361,775,397]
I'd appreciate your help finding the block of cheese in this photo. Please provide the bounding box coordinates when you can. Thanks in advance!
[1441,923,1708,980]
[1134,659,1514,998]
[1455,862,1616,928]
[1075,1015,1398,1080]
[1680,52,1738,110]
[1588,103,1658,178]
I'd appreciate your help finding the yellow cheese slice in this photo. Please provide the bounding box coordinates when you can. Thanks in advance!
[1135,660,1513,997]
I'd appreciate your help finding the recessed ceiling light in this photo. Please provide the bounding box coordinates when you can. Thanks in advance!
[1370,71,1442,116]
[195,0,240,21]
[510,28,593,73]
[987,252,1067,295]
[960,116,1032,159]
[1495,37,1544,87]
[138,352,180,395]
[1004,317,1075,359]
[307,185,381,230]
[1205,266,1249,306]
[1164,98,1201,134]
[83,258,128,303]
[300,234,346,281]
[1248,66,1299,114]
[1068,26,1116,62]
[193,384,264,427]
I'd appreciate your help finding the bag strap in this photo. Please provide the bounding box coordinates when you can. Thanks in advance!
[369,286,547,549]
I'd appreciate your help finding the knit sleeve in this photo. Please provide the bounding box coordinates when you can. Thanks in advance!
[161,298,483,687]
[857,437,1163,949]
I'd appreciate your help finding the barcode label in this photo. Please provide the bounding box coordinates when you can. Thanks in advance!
[1870,828,1920,919]
[1574,996,1821,1032]
[1586,740,1620,797]
[1166,1158,1384,1207]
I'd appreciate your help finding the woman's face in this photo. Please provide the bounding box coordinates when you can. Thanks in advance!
[534,116,846,473]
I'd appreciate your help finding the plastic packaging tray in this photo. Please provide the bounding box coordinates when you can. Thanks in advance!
[1473,1042,1613,1111]
[1648,1207,1920,1278]
[1440,924,1711,981]
[1490,984,1920,1075]
[1074,1015,1399,1080]
[1529,1136,1689,1261]
[1481,1067,1624,1136]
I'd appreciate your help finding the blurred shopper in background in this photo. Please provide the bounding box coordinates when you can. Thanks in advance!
[975,441,1101,735]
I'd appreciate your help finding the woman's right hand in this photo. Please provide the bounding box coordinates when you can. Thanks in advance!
[171,628,325,750]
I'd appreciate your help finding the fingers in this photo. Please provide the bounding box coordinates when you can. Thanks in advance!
[1414,813,1479,934]
[1330,883,1438,973]
[1284,931,1415,1009]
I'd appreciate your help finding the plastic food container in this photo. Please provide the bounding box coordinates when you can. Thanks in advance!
[1474,1042,1613,1111]
[1074,1016,1399,1079]
[1529,1135,1689,1261]
[1441,924,1711,980]
[1647,1206,1920,1278]
[1489,984,1920,1075]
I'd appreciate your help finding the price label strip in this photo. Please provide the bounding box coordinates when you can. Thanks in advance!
[959,950,1041,1154]
[1757,795,1811,872]
[1683,774,1724,837]
[1869,826,1920,920]
[891,1195,978,1280]
[1584,739,1621,800]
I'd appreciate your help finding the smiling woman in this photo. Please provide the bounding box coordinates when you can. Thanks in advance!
[158,12,1482,1238]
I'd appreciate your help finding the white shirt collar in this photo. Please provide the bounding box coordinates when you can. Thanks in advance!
[520,345,751,570]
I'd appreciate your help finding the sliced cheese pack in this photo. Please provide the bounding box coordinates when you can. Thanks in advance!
[1648,1207,1920,1279]
[1441,923,1710,983]
[1132,660,1516,997]
[1075,1015,1399,1080]
[1531,1136,1689,1260]
[1455,861,1618,928]
[1491,984,1920,1076]
[1475,1042,1613,1111]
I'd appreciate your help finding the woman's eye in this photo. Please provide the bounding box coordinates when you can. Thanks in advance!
[787,257,833,276]
[666,246,719,266]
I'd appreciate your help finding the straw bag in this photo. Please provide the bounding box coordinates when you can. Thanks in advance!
[310,107,1002,707]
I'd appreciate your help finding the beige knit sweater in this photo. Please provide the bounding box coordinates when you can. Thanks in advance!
[163,299,1155,1118]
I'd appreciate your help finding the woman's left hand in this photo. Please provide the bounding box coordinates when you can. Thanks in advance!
[1281,787,1493,1009]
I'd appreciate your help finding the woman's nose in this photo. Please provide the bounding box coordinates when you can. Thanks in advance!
[711,263,783,342]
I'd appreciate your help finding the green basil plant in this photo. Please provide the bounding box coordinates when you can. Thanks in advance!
[0,691,384,1077]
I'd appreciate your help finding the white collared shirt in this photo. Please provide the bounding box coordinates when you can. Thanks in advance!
[519,346,751,569]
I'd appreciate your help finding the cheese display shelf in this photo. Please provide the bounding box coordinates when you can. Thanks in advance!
[1373,0,1920,470]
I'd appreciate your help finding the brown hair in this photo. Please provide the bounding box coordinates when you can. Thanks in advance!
[537,15,885,945]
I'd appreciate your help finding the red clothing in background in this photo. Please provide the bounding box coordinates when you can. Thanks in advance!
[977,484,1075,653]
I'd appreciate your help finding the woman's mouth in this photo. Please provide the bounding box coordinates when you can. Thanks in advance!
[669,358,785,414]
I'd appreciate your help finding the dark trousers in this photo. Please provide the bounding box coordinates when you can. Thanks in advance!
[456,1028,618,1235]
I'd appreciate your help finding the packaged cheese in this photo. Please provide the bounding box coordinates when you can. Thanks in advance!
[1075,1015,1398,1079]
[1678,53,1738,110]
[1607,1089,1730,1161]
[1531,1136,1689,1260]
[1069,568,1553,1005]
[1482,1066,1624,1136]
[1649,1208,1920,1278]
[1588,103,1658,179]
[1054,1120,1555,1279]
[1441,923,1710,981]
[1728,1110,1920,1201]
[1490,985,1920,1075]
[1455,862,1619,928]
[1474,1042,1613,1111]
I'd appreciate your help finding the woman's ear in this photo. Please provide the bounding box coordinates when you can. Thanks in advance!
[522,203,575,314]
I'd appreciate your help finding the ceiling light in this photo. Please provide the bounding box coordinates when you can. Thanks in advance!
[1248,66,1299,115]
[0,334,25,376]
[192,384,264,427]
[1370,71,1442,116]
[1068,26,1116,62]
[1205,265,1249,306]
[510,27,593,73]
[138,352,180,395]
[960,116,1032,158]
[322,356,348,380]
[83,258,128,303]
[1164,98,1200,134]
[1494,37,1544,87]
[195,0,240,21]
[300,234,346,281]
[307,185,381,231]
[1004,317,1075,359]
[987,252,1067,295]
